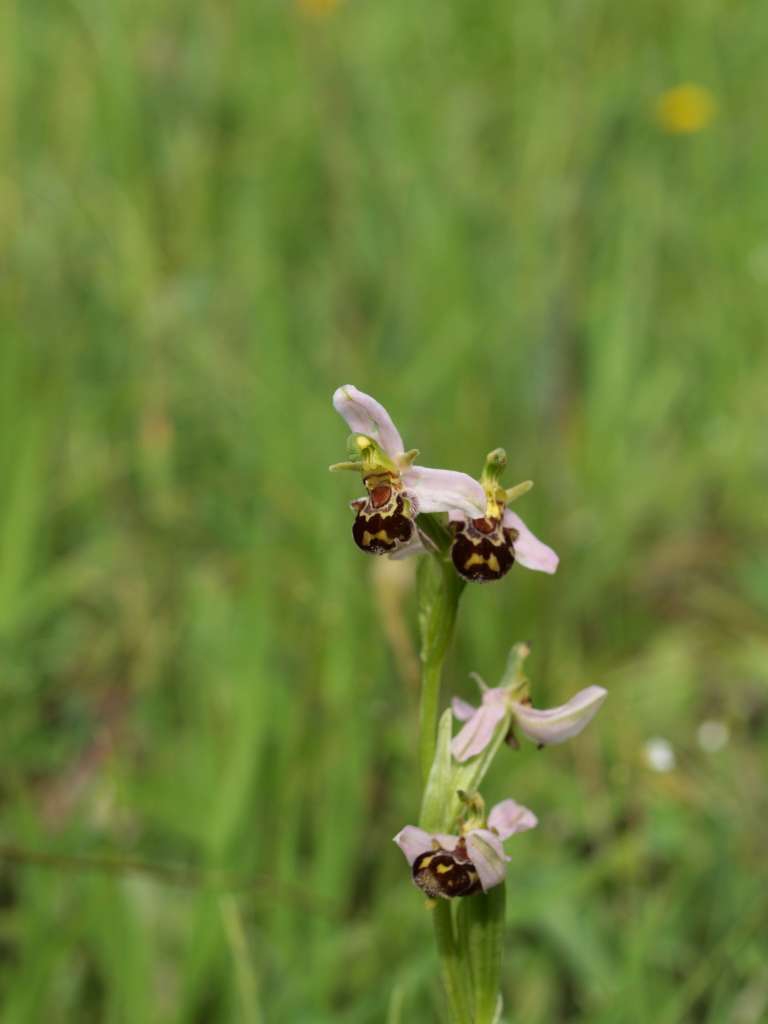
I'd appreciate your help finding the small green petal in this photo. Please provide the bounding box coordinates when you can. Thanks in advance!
[504,479,534,503]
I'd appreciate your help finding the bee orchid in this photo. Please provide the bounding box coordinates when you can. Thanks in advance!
[331,385,493,557]
[394,799,538,897]
[446,448,558,582]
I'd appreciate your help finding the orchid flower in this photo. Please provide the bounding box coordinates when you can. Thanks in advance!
[331,386,558,581]
[451,673,607,762]
[446,448,558,582]
[394,799,537,897]
[331,385,489,557]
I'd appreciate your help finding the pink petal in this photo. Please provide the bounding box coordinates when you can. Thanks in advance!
[466,830,509,891]
[450,688,508,762]
[513,685,607,746]
[487,799,538,840]
[451,697,477,723]
[402,466,486,517]
[393,826,433,867]
[434,833,460,853]
[333,385,404,458]
[502,509,559,574]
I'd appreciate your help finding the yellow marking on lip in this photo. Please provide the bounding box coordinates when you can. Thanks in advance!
[418,855,434,869]
[362,529,393,546]
[436,863,452,875]
[464,552,501,573]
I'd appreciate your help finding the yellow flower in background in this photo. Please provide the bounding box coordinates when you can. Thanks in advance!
[655,83,717,134]
[296,0,341,16]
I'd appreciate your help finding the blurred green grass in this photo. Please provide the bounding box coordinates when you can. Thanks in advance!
[1,0,767,1020]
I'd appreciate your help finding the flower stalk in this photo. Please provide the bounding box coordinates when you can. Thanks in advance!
[433,901,473,1024]
[330,386,606,1024]
[416,555,472,1022]
[458,883,506,1024]
[415,556,517,1023]
[417,528,465,783]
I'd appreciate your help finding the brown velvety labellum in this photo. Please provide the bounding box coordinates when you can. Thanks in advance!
[450,517,518,582]
[411,847,482,899]
[352,491,414,554]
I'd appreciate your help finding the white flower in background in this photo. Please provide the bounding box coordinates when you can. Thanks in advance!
[697,720,730,753]
[394,799,538,898]
[644,737,676,772]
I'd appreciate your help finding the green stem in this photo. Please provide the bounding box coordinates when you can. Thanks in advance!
[419,657,444,784]
[433,901,472,1024]
[458,884,506,1024]
[417,552,464,784]
[415,542,470,1020]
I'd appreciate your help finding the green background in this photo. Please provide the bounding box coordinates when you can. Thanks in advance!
[1,0,766,1020]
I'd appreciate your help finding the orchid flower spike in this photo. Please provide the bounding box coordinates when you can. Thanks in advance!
[448,448,558,582]
[394,798,537,898]
[451,674,607,762]
[331,386,485,558]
